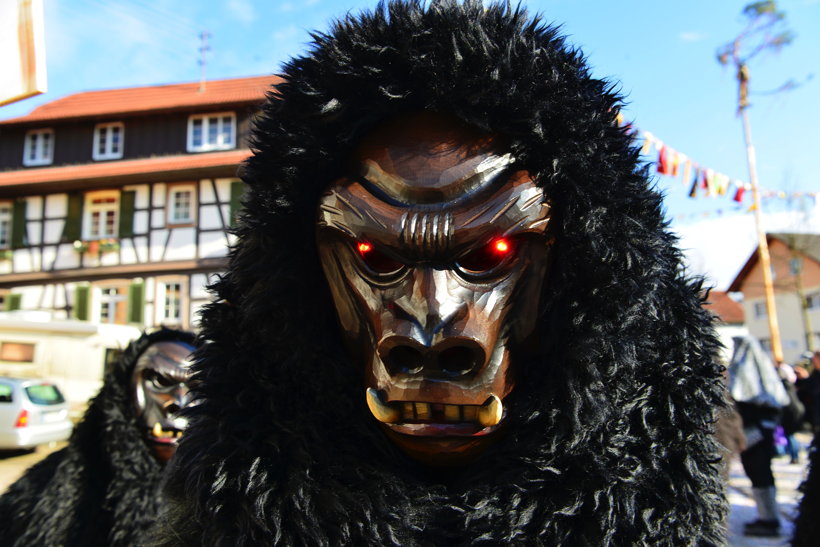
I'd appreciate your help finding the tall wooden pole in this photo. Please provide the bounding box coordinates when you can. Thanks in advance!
[738,62,784,363]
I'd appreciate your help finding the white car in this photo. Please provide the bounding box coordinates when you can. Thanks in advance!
[0,377,73,449]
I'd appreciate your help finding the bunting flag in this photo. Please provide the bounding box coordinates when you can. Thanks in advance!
[688,167,700,198]
[619,119,816,223]
[657,145,670,175]
[733,186,745,202]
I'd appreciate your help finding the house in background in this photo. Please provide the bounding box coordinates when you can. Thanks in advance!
[728,232,820,364]
[0,75,274,402]
[703,289,747,364]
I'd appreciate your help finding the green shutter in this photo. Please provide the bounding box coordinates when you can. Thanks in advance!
[5,293,22,311]
[73,285,90,321]
[229,181,246,227]
[63,193,84,242]
[127,282,144,324]
[11,200,27,248]
[119,190,136,237]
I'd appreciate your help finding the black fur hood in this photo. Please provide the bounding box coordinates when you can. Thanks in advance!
[0,327,196,546]
[159,1,726,545]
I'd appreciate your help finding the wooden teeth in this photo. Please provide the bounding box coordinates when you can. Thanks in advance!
[366,388,401,424]
[477,395,503,427]
[151,422,183,438]
[366,389,504,427]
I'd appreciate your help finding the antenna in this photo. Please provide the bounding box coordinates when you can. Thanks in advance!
[198,31,211,93]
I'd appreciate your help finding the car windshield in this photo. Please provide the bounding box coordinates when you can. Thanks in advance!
[24,384,65,405]
[0,383,12,403]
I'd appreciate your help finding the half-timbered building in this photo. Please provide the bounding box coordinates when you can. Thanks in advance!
[0,75,272,401]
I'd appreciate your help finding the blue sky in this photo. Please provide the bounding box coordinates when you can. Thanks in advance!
[2,0,819,288]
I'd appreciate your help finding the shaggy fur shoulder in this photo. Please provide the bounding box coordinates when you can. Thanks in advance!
[0,328,195,547]
[793,436,820,546]
[156,2,727,545]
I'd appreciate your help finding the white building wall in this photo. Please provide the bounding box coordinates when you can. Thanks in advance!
[744,292,820,364]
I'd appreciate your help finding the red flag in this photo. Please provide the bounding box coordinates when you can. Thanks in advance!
[657,146,670,175]
[733,186,746,202]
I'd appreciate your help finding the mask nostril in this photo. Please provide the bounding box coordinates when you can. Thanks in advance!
[384,345,424,375]
[437,346,482,377]
[164,402,181,415]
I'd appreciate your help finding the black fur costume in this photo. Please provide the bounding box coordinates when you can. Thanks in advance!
[793,436,820,546]
[0,328,196,546]
[157,2,727,545]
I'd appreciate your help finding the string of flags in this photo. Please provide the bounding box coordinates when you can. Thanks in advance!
[615,114,818,220]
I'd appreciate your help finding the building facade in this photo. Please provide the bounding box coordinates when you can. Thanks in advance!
[0,76,273,402]
[729,233,820,364]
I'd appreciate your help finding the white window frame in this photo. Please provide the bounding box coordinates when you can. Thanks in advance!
[83,190,119,240]
[0,203,11,249]
[23,128,54,166]
[807,293,820,311]
[753,301,767,320]
[95,284,128,325]
[187,112,236,152]
[167,184,197,225]
[93,122,125,161]
[156,277,188,327]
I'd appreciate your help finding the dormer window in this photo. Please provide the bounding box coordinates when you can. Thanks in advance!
[187,112,235,152]
[23,128,54,166]
[93,122,124,160]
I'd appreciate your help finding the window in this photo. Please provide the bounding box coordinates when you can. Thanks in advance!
[23,129,54,166]
[99,286,127,324]
[187,112,235,152]
[0,383,12,403]
[163,282,182,323]
[0,342,35,362]
[25,384,65,405]
[156,278,187,327]
[0,203,11,248]
[167,185,196,225]
[753,301,767,319]
[83,191,119,240]
[808,293,820,311]
[93,122,124,160]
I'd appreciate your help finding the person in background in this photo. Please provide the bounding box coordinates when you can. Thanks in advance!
[728,335,790,538]
[776,360,805,464]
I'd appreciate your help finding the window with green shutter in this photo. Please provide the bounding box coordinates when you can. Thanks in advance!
[63,193,84,242]
[127,282,144,324]
[119,190,136,237]
[11,200,27,249]
[229,181,246,228]
[73,284,90,320]
[5,293,22,311]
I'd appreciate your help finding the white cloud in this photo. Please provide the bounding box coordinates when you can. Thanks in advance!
[272,25,299,42]
[679,31,706,42]
[227,0,255,24]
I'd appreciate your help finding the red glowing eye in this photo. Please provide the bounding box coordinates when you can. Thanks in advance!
[458,237,515,274]
[355,241,404,275]
[494,238,510,254]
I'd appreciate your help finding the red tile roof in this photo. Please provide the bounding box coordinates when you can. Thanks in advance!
[0,149,250,189]
[704,290,745,325]
[0,75,279,125]
[728,233,820,292]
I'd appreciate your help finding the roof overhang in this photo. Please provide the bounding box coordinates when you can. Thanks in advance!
[0,257,228,289]
[0,149,250,196]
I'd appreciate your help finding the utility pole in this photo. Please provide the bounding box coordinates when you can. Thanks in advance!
[199,31,211,93]
[738,68,783,362]
[717,1,794,363]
